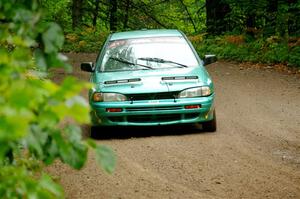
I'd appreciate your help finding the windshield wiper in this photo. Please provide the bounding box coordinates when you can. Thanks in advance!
[109,57,154,70]
[138,57,188,68]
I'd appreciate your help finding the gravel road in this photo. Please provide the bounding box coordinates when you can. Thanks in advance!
[48,53,300,199]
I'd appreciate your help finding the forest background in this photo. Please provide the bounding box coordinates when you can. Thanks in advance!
[43,0,300,67]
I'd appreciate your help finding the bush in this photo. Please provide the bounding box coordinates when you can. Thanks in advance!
[193,34,300,67]
[288,46,300,66]
[63,28,109,52]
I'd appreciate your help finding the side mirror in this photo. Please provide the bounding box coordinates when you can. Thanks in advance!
[81,62,94,72]
[203,55,217,66]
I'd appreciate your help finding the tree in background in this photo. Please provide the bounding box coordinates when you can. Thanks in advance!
[40,0,73,30]
[72,0,84,29]
[40,0,299,38]
[223,0,299,38]
[288,0,300,36]
[206,0,231,34]
[109,0,118,31]
[122,0,131,29]
[265,0,278,36]
[40,0,299,66]
[93,0,100,27]
[45,0,206,34]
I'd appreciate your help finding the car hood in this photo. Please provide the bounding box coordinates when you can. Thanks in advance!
[94,67,212,94]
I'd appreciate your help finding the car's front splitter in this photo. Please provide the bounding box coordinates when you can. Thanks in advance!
[90,95,215,126]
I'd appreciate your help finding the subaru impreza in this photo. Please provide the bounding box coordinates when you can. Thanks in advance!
[81,29,217,133]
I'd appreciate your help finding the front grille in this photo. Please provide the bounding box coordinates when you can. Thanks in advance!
[107,113,200,123]
[127,114,181,123]
[126,91,179,101]
[108,116,124,122]
[126,106,182,112]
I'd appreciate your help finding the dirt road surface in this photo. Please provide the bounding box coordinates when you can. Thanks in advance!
[48,53,300,199]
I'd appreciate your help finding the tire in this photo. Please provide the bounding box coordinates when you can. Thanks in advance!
[90,126,98,138]
[202,110,217,132]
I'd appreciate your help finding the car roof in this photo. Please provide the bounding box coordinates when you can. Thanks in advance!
[110,29,183,41]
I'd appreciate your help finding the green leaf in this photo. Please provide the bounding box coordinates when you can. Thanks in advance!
[34,49,47,71]
[52,131,87,169]
[42,23,64,54]
[65,96,90,124]
[0,108,33,140]
[65,125,82,144]
[95,145,116,174]
[45,52,71,70]
[26,130,43,159]
[0,1,93,198]
[39,173,64,198]
[86,138,97,148]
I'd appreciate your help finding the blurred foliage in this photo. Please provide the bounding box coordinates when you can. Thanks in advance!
[0,0,115,198]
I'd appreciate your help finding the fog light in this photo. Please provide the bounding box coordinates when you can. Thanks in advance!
[185,105,201,109]
[106,108,123,112]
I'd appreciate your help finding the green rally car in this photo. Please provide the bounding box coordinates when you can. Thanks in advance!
[81,29,217,132]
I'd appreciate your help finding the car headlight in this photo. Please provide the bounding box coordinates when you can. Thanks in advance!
[178,86,211,98]
[93,92,127,102]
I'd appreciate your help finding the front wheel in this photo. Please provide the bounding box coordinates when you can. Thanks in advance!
[90,126,99,138]
[202,110,217,132]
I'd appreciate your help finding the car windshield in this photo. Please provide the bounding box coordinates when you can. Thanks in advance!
[99,36,199,72]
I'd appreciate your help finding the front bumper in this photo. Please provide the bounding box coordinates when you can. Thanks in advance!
[90,94,215,126]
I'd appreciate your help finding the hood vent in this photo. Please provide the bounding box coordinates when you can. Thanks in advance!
[161,76,198,80]
[104,78,141,84]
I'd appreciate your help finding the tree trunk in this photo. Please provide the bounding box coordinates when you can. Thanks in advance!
[93,0,100,27]
[245,0,257,37]
[246,14,256,37]
[265,0,278,36]
[206,0,230,34]
[72,0,83,29]
[287,0,299,36]
[276,1,289,39]
[123,0,130,30]
[205,0,214,34]
[109,0,118,31]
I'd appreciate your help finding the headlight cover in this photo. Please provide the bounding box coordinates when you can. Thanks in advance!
[93,92,127,102]
[178,86,211,98]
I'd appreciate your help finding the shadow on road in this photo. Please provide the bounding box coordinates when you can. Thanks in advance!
[88,124,212,140]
